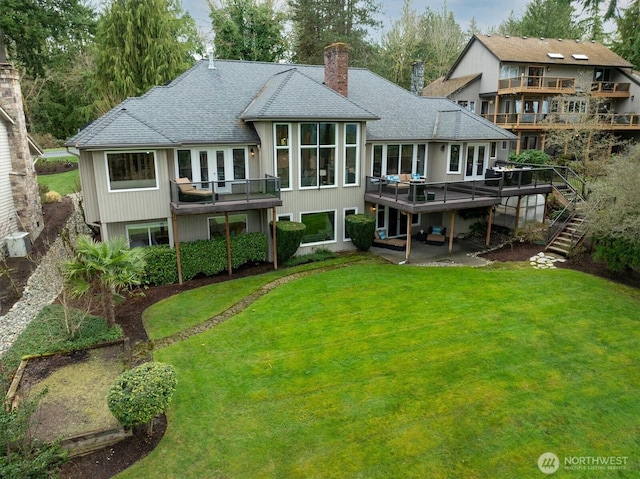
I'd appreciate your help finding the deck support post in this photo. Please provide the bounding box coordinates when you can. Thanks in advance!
[172,211,183,285]
[272,207,278,270]
[514,196,522,234]
[448,210,455,254]
[405,211,412,263]
[485,206,493,247]
[225,212,232,276]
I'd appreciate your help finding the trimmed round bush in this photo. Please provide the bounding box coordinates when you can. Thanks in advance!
[345,214,376,251]
[107,362,177,429]
[275,221,306,263]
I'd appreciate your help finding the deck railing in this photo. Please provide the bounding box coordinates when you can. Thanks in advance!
[170,176,280,206]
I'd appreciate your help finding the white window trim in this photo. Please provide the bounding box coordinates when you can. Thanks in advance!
[126,221,168,247]
[447,144,462,174]
[207,214,248,239]
[299,209,337,246]
[106,150,159,192]
[343,123,359,187]
[274,123,292,191]
[342,207,358,242]
[277,213,292,221]
[299,123,337,190]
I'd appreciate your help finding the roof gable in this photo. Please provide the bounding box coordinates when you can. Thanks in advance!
[241,68,378,121]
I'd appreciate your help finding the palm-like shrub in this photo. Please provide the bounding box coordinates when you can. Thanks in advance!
[63,235,146,328]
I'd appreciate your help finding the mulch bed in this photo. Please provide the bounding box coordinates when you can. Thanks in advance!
[3,201,638,478]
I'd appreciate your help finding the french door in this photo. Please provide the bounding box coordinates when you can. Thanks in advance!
[177,147,247,194]
[464,144,487,181]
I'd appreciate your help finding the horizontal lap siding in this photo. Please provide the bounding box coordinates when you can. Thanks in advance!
[0,124,17,236]
[93,150,171,224]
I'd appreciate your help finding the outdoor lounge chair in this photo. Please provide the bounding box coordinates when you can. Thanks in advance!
[176,177,213,202]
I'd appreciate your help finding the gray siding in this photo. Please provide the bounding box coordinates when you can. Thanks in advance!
[0,121,17,237]
[79,151,99,224]
[92,149,171,224]
[452,42,500,94]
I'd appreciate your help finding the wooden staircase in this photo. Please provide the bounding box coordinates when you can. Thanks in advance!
[546,213,587,256]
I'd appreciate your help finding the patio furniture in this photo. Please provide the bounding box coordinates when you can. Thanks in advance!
[425,226,446,246]
[176,177,213,202]
[373,229,407,250]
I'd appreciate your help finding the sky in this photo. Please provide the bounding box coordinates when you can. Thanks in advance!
[183,0,535,41]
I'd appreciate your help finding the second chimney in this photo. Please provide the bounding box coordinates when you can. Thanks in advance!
[411,61,424,96]
[324,43,349,97]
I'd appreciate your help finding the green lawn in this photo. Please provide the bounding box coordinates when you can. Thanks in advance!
[120,264,640,478]
[37,153,79,196]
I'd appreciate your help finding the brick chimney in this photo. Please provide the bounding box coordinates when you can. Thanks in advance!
[411,61,424,96]
[324,43,349,97]
[0,65,43,241]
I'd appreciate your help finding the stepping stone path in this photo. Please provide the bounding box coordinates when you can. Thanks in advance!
[529,251,566,269]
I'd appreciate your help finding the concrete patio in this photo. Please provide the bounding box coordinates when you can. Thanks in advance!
[370,238,494,267]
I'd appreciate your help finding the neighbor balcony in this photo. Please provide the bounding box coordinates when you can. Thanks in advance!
[169,176,282,215]
[498,76,576,95]
[590,81,631,98]
[485,112,640,130]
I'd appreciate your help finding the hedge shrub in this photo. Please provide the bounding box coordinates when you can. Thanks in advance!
[593,236,640,272]
[274,221,306,263]
[509,150,550,165]
[345,214,376,252]
[107,362,177,429]
[141,232,268,285]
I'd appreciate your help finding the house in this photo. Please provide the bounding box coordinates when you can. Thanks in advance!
[0,64,43,255]
[423,34,639,154]
[67,43,557,272]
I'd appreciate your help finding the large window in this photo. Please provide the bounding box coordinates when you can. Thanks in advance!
[343,208,357,241]
[344,123,359,186]
[208,214,247,239]
[275,124,291,189]
[301,211,335,244]
[107,151,157,190]
[448,144,462,173]
[371,144,426,177]
[126,222,169,247]
[300,123,336,188]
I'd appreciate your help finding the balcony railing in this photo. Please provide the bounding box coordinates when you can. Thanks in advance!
[485,112,640,128]
[590,81,631,97]
[170,176,281,207]
[498,76,575,94]
[365,169,556,207]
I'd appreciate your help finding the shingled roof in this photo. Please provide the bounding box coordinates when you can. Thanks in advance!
[68,59,515,149]
[469,34,632,69]
[422,74,482,98]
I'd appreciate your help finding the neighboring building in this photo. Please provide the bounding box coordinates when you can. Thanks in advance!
[67,43,555,268]
[0,64,43,254]
[423,34,640,154]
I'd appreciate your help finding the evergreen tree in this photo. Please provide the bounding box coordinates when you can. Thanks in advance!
[0,0,96,76]
[92,0,202,114]
[612,0,640,69]
[519,0,585,40]
[289,0,381,65]
[420,3,466,84]
[209,0,287,62]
